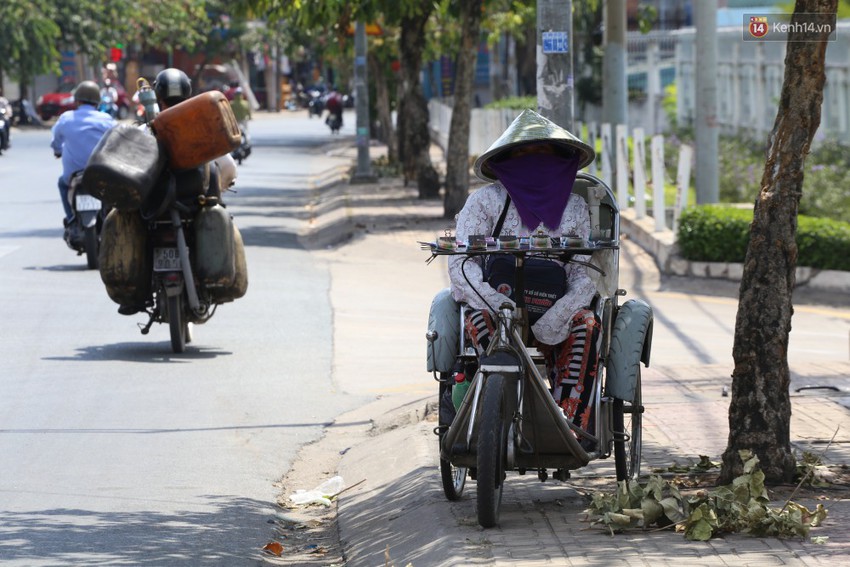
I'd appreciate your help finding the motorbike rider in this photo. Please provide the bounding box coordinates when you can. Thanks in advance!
[229,87,251,146]
[448,109,600,438]
[50,80,116,237]
[229,88,251,125]
[152,68,237,189]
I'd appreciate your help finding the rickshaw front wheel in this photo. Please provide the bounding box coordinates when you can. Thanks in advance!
[613,367,643,482]
[476,373,507,528]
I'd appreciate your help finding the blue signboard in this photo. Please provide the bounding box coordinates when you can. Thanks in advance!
[542,31,568,54]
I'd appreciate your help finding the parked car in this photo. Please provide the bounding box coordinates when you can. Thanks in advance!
[36,82,77,121]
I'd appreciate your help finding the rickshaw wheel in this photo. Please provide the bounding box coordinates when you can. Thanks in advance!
[614,367,643,482]
[476,373,507,528]
[439,376,466,501]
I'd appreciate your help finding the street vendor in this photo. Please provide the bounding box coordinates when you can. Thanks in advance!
[448,109,600,433]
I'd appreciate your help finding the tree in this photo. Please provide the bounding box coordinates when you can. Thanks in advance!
[396,3,441,198]
[234,0,442,197]
[0,0,60,98]
[443,0,484,218]
[719,0,837,484]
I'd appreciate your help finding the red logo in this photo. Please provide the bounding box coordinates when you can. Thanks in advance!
[749,16,769,38]
[495,283,512,296]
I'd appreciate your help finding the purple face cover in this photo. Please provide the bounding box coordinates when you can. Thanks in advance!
[487,152,582,231]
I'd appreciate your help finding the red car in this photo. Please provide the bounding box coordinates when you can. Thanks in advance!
[36,82,77,121]
[37,81,132,121]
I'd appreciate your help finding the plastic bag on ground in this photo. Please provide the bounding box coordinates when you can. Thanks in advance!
[289,476,345,507]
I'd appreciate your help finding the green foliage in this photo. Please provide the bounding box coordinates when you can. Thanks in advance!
[481,1,535,48]
[677,205,850,271]
[636,3,658,35]
[661,84,850,223]
[0,0,61,82]
[369,154,402,177]
[484,95,535,110]
[710,134,850,223]
[0,0,227,87]
[585,450,828,540]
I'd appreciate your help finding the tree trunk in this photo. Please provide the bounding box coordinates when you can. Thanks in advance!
[516,26,537,96]
[369,51,397,164]
[443,0,483,219]
[720,0,836,484]
[397,8,440,199]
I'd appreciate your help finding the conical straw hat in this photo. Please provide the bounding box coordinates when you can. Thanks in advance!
[473,109,596,182]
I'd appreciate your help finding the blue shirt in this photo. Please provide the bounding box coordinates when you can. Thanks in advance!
[50,105,115,183]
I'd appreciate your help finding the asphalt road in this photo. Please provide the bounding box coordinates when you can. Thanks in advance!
[0,112,367,565]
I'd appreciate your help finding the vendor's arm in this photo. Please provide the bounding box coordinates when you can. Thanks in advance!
[531,195,596,345]
[448,185,515,312]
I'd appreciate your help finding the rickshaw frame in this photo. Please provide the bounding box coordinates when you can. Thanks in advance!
[425,173,654,528]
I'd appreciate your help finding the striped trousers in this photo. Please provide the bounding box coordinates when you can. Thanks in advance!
[464,308,601,432]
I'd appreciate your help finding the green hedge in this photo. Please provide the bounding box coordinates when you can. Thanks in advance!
[677,205,850,271]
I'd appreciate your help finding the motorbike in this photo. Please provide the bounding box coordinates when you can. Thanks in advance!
[65,171,108,269]
[231,124,251,164]
[0,103,11,154]
[307,89,324,118]
[137,166,245,353]
[325,112,342,134]
[98,91,119,118]
[95,80,247,353]
[99,165,245,353]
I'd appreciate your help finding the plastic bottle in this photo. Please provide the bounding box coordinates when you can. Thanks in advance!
[451,372,470,410]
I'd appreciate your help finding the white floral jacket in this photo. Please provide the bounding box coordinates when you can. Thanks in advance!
[449,182,596,345]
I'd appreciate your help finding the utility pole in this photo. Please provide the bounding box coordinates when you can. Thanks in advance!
[351,22,376,183]
[603,0,628,127]
[603,0,627,192]
[537,0,574,130]
[695,0,719,203]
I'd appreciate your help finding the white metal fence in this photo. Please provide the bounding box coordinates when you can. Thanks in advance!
[675,21,850,143]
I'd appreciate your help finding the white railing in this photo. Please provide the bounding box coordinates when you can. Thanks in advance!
[675,21,850,143]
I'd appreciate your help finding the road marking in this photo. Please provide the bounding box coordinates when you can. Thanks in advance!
[0,246,18,259]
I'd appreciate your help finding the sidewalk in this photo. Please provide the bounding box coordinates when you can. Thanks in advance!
[274,139,850,566]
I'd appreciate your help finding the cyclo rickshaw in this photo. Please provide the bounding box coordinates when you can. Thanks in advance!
[424,172,654,528]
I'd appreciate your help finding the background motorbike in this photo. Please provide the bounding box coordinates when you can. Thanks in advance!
[325,112,342,134]
[0,105,10,155]
[65,171,108,269]
[307,89,324,118]
[98,92,119,118]
[231,124,251,164]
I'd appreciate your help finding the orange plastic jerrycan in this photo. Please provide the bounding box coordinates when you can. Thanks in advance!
[152,91,241,170]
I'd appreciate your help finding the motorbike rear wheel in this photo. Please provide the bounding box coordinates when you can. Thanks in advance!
[167,294,187,353]
[83,225,98,270]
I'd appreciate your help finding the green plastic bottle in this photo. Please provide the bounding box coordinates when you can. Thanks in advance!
[451,372,470,410]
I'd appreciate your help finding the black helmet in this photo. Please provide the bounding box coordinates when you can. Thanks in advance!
[74,81,101,105]
[154,68,192,107]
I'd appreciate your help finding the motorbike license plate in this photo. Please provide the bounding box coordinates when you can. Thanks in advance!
[75,194,102,211]
[153,247,182,272]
